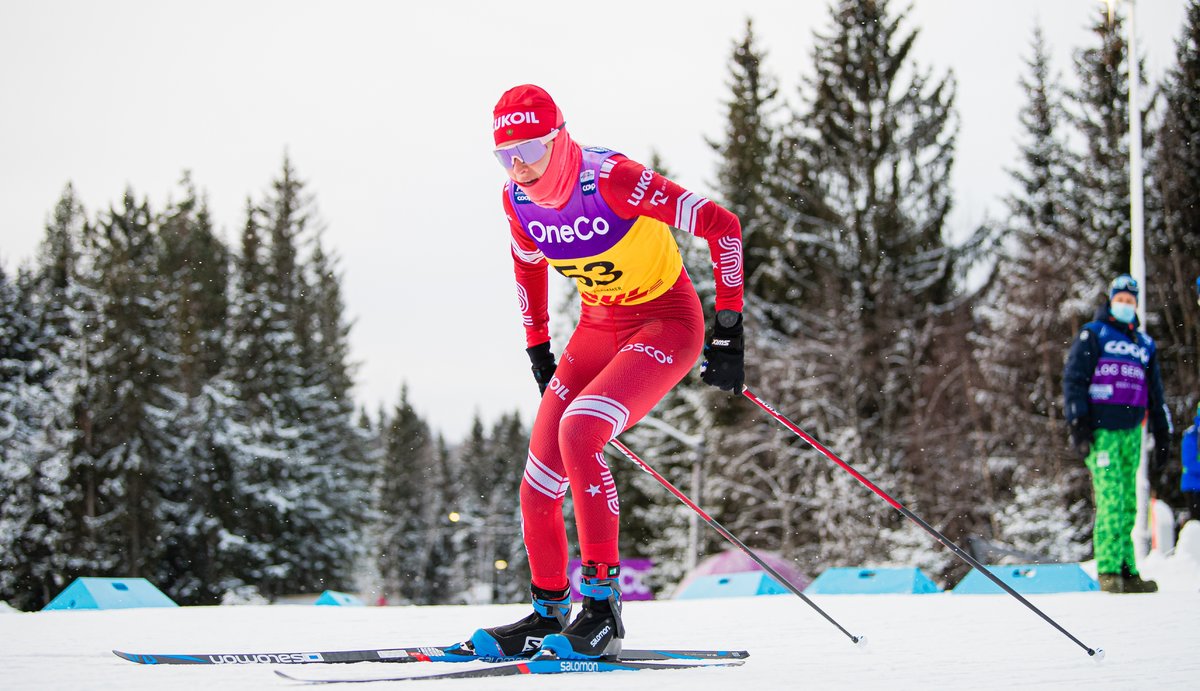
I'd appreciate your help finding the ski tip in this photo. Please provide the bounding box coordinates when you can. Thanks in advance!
[112,650,141,664]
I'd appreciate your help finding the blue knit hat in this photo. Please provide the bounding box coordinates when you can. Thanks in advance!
[1109,274,1139,301]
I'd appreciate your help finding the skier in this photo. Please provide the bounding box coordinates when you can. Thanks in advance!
[1063,274,1172,593]
[468,84,745,660]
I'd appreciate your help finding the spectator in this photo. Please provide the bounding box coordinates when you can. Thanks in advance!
[1063,274,1172,593]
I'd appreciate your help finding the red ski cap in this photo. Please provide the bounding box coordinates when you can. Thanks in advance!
[493,84,563,146]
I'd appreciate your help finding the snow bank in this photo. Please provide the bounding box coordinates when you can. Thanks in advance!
[1141,519,1200,592]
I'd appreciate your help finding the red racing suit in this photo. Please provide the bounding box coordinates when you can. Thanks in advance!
[505,148,743,591]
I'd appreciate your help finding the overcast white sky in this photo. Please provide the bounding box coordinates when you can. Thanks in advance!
[0,0,1189,440]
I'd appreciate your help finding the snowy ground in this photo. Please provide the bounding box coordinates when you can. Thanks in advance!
[3,584,1199,690]
[6,526,1200,690]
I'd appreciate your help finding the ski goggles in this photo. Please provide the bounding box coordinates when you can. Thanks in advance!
[1110,274,1139,294]
[493,126,562,169]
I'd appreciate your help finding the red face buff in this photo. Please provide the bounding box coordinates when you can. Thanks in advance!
[493,84,581,209]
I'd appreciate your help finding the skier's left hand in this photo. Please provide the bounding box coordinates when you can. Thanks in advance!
[526,341,557,396]
[701,310,744,393]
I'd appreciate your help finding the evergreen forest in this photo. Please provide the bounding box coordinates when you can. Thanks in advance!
[2,1,1198,609]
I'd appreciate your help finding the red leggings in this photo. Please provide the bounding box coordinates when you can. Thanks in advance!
[521,272,704,591]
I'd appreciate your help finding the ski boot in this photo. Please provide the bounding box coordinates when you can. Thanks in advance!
[538,561,624,660]
[468,584,571,658]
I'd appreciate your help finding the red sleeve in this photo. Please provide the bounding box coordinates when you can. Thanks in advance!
[599,157,744,312]
[504,188,551,347]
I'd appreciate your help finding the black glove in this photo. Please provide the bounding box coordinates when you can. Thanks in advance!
[1152,429,1171,477]
[700,310,744,393]
[526,341,557,396]
[1068,418,1093,458]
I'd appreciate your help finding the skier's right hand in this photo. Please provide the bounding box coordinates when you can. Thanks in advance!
[701,310,745,393]
[1068,418,1093,458]
[526,341,557,396]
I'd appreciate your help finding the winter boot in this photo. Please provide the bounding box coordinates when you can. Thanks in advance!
[1122,574,1159,593]
[1120,564,1158,593]
[1098,573,1124,593]
[538,561,624,660]
[468,584,571,658]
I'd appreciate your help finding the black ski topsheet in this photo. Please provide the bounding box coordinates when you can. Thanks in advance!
[274,657,747,684]
[112,643,750,666]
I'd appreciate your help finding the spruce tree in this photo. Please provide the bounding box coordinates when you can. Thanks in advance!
[427,433,463,603]
[0,266,73,609]
[1149,0,1200,500]
[451,415,494,602]
[157,173,230,397]
[1069,7,1150,304]
[305,238,373,590]
[374,385,439,603]
[709,19,783,313]
[152,177,236,603]
[0,186,89,609]
[972,26,1091,560]
[723,0,964,570]
[66,190,173,577]
[212,198,280,597]
[228,157,353,596]
[485,411,530,603]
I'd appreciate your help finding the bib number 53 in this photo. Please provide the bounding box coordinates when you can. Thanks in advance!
[554,261,623,287]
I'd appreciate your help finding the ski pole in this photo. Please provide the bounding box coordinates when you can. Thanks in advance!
[741,386,1104,659]
[608,437,867,648]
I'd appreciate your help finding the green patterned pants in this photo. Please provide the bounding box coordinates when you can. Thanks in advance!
[1085,426,1143,576]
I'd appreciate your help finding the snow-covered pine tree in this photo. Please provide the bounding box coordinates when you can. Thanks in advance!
[708,19,786,320]
[151,177,236,603]
[971,26,1092,561]
[0,265,73,610]
[750,0,964,570]
[210,198,282,598]
[427,433,464,603]
[627,17,827,582]
[67,190,175,577]
[294,237,371,592]
[1068,7,1150,308]
[227,157,357,596]
[485,411,529,603]
[1149,0,1200,501]
[373,385,440,604]
[0,187,89,609]
[156,174,230,398]
[449,415,493,602]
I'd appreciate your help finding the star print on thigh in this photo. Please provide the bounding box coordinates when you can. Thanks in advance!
[592,452,619,515]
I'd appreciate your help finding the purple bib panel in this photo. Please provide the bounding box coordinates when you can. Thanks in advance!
[508,149,635,261]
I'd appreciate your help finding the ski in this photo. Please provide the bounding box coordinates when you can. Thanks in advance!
[274,657,746,683]
[112,643,749,666]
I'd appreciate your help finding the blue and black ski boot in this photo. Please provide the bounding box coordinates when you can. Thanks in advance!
[538,561,623,660]
[468,584,571,658]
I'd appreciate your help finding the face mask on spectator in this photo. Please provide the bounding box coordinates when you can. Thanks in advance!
[1111,303,1136,324]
